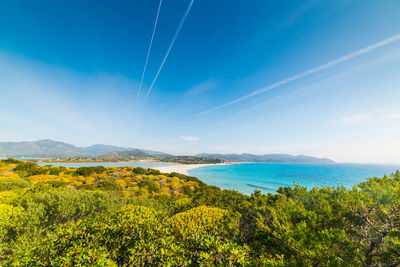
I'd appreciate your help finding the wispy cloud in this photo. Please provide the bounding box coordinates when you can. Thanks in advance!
[179,136,199,142]
[388,113,400,120]
[185,79,220,96]
[198,33,400,116]
[341,114,371,124]
[280,0,320,28]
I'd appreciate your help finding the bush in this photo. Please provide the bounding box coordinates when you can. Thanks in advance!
[1,158,21,164]
[133,167,147,174]
[17,190,125,230]
[139,178,160,193]
[13,206,174,266]
[94,166,107,174]
[13,162,43,177]
[0,178,31,191]
[94,179,122,191]
[75,167,96,177]
[148,169,161,175]
[12,205,249,266]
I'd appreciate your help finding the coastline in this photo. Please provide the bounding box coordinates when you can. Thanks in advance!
[154,163,229,175]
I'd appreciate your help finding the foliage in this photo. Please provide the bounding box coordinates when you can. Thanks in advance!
[0,159,399,266]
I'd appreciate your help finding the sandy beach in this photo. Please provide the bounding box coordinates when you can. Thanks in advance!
[154,163,228,175]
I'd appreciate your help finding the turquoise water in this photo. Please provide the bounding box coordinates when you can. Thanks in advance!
[188,163,400,195]
[38,162,177,168]
[38,162,400,195]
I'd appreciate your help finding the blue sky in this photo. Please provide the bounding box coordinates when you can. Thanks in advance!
[1,0,400,163]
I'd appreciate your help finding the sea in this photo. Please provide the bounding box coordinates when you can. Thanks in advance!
[188,163,400,195]
[38,162,400,195]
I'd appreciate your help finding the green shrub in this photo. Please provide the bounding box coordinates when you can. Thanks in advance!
[14,162,44,177]
[139,178,160,193]
[75,167,96,177]
[0,178,31,191]
[133,167,147,174]
[1,158,21,164]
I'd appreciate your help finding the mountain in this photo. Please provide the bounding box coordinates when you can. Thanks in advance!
[79,144,131,156]
[0,140,334,163]
[196,153,334,163]
[103,150,152,159]
[141,149,169,156]
[0,139,162,158]
[0,139,83,158]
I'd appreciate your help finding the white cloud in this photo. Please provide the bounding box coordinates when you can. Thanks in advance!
[340,114,371,124]
[179,136,199,142]
[388,113,400,120]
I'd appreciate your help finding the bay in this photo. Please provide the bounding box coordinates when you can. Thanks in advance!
[188,163,400,194]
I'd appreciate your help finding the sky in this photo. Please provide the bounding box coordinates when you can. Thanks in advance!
[1,0,400,163]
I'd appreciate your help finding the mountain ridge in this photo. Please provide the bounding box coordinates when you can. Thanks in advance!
[0,139,334,163]
[0,139,162,158]
[196,153,334,163]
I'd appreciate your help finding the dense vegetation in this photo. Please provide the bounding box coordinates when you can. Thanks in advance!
[0,158,399,266]
[156,155,225,164]
[38,151,227,164]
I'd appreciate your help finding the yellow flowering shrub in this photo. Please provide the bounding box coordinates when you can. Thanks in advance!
[170,206,228,231]
[0,191,18,203]
[0,173,20,179]
[160,187,171,196]
[0,164,16,173]
[27,175,65,184]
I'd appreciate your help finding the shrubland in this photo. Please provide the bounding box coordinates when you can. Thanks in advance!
[0,159,399,266]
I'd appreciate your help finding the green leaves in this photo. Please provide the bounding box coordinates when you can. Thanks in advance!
[1,159,400,266]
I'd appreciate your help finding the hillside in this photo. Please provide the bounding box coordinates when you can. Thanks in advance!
[156,155,226,164]
[197,153,334,163]
[40,150,225,164]
[103,149,153,159]
[0,140,162,158]
[0,139,82,158]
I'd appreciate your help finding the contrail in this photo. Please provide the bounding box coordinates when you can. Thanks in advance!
[198,33,400,116]
[145,0,194,100]
[137,0,163,101]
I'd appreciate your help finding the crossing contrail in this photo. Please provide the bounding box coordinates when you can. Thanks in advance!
[198,33,400,116]
[137,0,163,101]
[145,0,194,100]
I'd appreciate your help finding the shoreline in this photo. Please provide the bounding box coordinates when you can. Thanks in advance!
[154,163,229,175]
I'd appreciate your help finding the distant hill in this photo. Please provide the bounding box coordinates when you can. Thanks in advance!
[78,144,132,156]
[103,150,153,159]
[0,140,334,163]
[0,139,84,158]
[0,139,162,158]
[100,152,225,164]
[156,155,226,164]
[196,153,334,163]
